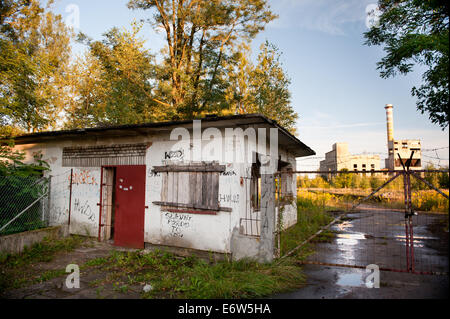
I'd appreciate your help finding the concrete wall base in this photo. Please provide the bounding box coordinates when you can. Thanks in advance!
[0,225,69,255]
[143,242,230,262]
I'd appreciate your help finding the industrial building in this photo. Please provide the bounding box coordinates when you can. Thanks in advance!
[319,142,381,175]
[383,104,422,171]
[319,104,422,175]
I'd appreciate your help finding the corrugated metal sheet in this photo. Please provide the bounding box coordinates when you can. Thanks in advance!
[62,143,146,167]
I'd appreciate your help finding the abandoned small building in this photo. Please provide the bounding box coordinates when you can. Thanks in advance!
[12,114,315,262]
[319,142,381,175]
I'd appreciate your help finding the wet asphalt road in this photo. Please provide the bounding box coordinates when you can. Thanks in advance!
[273,206,449,299]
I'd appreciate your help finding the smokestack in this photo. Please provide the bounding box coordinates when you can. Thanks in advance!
[385,104,394,144]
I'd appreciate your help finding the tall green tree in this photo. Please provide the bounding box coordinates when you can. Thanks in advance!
[127,0,277,118]
[364,0,449,129]
[227,41,298,133]
[65,24,165,128]
[0,0,73,133]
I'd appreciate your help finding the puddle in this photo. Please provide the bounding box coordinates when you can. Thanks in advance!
[394,235,438,248]
[336,273,364,287]
[336,233,366,246]
[336,221,353,231]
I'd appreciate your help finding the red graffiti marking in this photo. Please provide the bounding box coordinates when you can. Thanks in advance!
[70,170,98,185]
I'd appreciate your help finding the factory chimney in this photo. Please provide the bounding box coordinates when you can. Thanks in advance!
[385,104,394,144]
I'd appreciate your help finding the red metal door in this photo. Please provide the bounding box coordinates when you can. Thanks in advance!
[114,165,146,248]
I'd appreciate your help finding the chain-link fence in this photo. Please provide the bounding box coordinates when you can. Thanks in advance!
[0,175,50,236]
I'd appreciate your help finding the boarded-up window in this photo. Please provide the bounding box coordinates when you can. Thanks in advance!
[152,163,231,212]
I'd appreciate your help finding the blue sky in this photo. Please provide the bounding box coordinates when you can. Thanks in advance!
[50,0,449,169]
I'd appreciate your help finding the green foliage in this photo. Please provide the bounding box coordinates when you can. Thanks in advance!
[297,168,449,192]
[0,234,88,291]
[228,41,298,132]
[65,23,165,128]
[2,0,298,133]
[331,169,352,188]
[81,249,304,299]
[128,0,284,123]
[0,0,73,132]
[0,144,50,235]
[364,0,449,129]
[281,197,334,256]
[438,168,449,189]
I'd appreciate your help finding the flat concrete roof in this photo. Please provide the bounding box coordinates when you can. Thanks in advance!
[12,113,315,158]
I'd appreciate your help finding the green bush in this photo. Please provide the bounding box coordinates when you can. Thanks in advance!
[0,144,50,235]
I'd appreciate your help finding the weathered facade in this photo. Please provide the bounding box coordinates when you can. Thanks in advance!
[13,114,314,262]
[319,142,381,175]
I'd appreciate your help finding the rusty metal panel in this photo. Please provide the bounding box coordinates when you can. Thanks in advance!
[62,143,147,167]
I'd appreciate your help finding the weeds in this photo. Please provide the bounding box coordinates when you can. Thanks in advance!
[0,234,89,292]
[79,249,305,299]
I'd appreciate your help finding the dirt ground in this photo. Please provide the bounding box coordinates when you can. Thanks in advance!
[273,205,449,299]
[1,241,145,299]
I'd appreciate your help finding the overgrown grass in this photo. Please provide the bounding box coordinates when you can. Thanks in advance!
[280,195,336,256]
[0,195,338,299]
[0,234,89,292]
[82,249,305,299]
[300,188,449,213]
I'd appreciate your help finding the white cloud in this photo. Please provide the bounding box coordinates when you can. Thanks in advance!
[267,0,375,35]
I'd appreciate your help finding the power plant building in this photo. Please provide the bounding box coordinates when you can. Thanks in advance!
[383,104,422,171]
[319,142,381,174]
[319,104,422,174]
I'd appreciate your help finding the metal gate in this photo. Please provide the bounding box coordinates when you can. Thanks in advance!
[282,165,449,275]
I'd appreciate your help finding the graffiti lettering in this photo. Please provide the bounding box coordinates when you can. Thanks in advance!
[164,149,184,160]
[71,170,97,185]
[50,204,68,224]
[73,198,95,222]
[164,212,192,238]
[218,194,239,203]
[220,170,237,176]
[148,170,161,177]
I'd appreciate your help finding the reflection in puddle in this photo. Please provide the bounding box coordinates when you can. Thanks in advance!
[336,273,363,287]
[394,235,437,248]
[336,221,353,231]
[336,233,366,246]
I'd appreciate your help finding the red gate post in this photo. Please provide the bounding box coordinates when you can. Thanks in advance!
[406,171,415,273]
[402,170,410,272]
[97,167,104,241]
[68,168,73,226]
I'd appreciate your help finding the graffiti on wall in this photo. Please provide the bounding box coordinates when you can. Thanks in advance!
[71,169,98,185]
[220,170,237,176]
[73,198,95,222]
[49,204,68,224]
[218,194,240,204]
[164,212,192,238]
[164,149,184,160]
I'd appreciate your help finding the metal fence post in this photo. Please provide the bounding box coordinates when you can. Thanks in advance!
[259,173,275,263]
[48,175,52,226]
[68,169,73,226]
